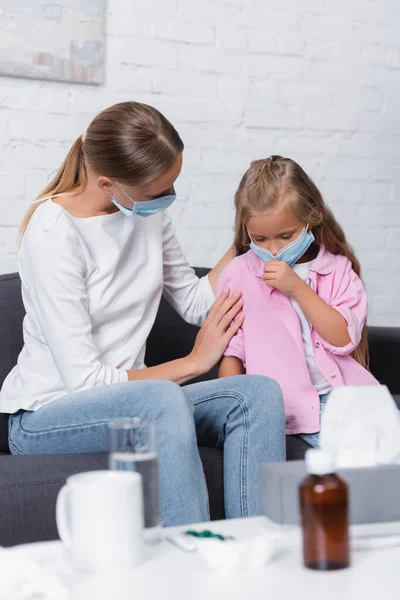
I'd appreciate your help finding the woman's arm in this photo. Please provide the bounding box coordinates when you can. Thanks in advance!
[21,229,129,393]
[218,356,244,378]
[128,357,198,385]
[162,214,236,326]
[128,289,244,384]
[23,225,243,392]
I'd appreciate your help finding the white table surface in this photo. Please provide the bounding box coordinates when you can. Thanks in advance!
[8,517,400,600]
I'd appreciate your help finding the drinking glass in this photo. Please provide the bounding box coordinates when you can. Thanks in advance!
[108,418,161,544]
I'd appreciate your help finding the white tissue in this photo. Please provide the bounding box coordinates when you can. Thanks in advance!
[0,547,68,600]
[319,385,400,468]
[195,531,282,573]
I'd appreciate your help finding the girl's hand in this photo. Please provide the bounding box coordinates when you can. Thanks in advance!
[262,260,304,296]
[189,289,245,375]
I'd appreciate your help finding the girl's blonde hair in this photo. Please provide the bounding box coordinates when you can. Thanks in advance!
[19,101,184,239]
[234,155,368,368]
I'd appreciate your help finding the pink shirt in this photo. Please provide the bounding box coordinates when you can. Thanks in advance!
[217,246,379,435]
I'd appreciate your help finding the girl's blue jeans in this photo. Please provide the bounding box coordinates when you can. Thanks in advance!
[296,393,330,448]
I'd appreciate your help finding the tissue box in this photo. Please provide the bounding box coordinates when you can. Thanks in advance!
[262,460,400,525]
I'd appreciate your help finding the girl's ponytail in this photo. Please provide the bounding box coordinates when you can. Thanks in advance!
[19,135,87,241]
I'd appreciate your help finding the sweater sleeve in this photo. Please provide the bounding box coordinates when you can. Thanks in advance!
[19,226,128,394]
[161,212,214,326]
[216,261,246,364]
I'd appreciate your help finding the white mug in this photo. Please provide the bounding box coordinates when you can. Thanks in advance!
[56,470,144,572]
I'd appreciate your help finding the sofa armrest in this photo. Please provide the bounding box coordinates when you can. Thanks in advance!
[368,326,400,395]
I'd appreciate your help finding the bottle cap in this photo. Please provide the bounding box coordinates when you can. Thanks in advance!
[305,448,335,475]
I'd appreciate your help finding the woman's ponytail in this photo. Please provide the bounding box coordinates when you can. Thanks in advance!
[19,134,87,241]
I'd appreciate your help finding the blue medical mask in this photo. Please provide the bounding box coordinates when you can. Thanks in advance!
[111,184,176,217]
[249,226,315,267]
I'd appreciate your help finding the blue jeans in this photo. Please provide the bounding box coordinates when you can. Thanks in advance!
[296,393,330,449]
[8,375,285,526]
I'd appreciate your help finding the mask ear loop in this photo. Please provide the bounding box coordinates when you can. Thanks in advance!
[113,182,135,209]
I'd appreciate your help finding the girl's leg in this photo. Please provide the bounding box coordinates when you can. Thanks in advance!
[183,375,285,518]
[8,380,209,526]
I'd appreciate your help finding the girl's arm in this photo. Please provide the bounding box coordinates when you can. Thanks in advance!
[292,282,351,347]
[218,356,244,378]
[208,245,236,292]
[264,259,365,350]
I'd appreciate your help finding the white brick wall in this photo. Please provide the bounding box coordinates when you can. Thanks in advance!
[0,0,399,325]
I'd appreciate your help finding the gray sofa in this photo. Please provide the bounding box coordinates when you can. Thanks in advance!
[0,269,399,546]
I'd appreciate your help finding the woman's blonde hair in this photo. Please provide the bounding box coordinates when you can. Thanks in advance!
[234,155,368,368]
[19,101,184,239]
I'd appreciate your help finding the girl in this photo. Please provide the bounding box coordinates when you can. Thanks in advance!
[0,103,285,525]
[218,155,379,448]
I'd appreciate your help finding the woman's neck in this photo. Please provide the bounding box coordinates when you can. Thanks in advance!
[52,180,119,218]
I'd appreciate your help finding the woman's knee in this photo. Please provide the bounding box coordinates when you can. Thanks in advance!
[223,374,282,400]
[251,376,285,426]
[245,374,283,400]
[140,381,197,450]
[230,375,284,418]
[137,380,195,430]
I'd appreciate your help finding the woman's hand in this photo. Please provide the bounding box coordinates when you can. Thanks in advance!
[188,289,244,375]
[262,260,304,296]
[128,289,244,385]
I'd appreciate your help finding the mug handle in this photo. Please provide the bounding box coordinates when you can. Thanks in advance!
[56,484,73,550]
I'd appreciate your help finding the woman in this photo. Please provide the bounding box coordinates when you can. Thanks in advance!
[0,102,285,525]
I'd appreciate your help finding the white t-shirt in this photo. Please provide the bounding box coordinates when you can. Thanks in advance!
[291,261,332,395]
[0,200,214,413]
